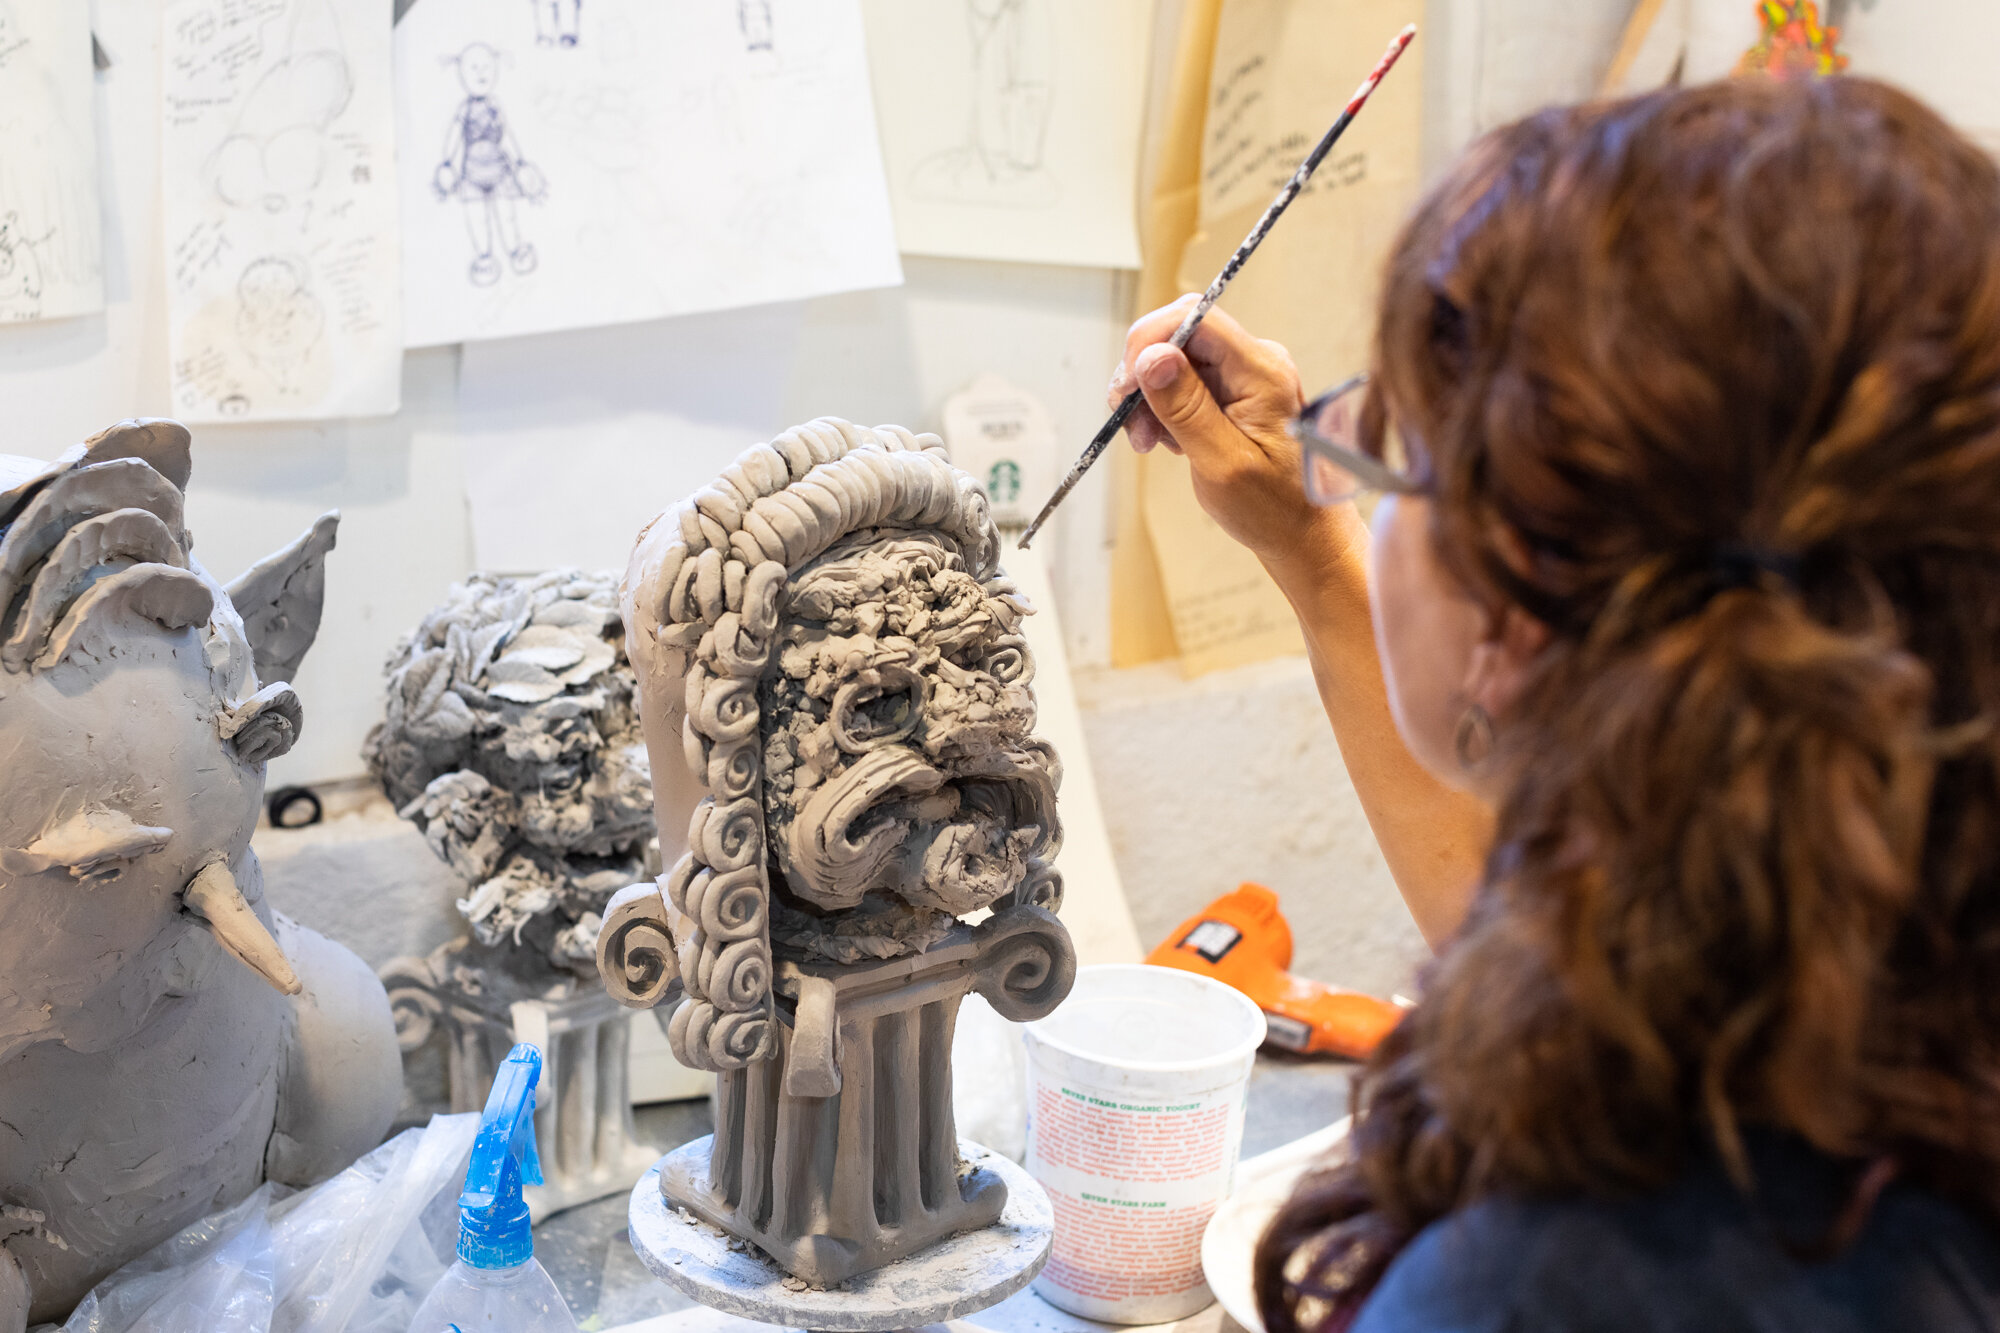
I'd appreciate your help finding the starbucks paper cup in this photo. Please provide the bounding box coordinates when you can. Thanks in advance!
[1024,963,1266,1324]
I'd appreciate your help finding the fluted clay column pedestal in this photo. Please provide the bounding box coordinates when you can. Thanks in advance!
[625,908,1068,1329]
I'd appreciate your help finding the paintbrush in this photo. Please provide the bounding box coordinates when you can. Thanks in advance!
[1016,22,1417,550]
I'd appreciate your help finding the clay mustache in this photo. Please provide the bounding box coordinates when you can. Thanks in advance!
[783,743,1060,913]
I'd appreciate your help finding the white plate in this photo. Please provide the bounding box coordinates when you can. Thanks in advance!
[1199,1120,1352,1333]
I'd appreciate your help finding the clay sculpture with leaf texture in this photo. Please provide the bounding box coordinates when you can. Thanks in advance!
[366,568,652,985]
[0,420,401,1330]
[598,419,1074,1285]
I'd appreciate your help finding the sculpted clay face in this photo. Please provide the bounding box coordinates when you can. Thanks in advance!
[0,423,399,1329]
[0,643,265,1057]
[600,419,1074,1286]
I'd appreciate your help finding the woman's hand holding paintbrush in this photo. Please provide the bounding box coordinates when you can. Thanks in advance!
[1016,22,1417,548]
[1110,297,1355,575]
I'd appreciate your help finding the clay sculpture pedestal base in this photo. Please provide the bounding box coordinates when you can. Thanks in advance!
[383,945,658,1219]
[628,1142,1052,1332]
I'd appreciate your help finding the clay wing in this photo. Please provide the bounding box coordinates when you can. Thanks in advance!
[225,510,339,685]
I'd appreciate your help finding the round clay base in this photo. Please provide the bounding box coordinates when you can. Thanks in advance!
[628,1137,1054,1332]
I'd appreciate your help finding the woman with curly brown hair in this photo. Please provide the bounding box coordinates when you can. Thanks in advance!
[1112,75,2000,1330]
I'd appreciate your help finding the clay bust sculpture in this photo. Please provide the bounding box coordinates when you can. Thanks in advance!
[367,567,652,979]
[367,569,664,1218]
[0,420,401,1330]
[599,418,1074,1284]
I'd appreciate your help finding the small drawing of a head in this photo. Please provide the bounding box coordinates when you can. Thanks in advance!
[235,257,322,355]
[454,43,501,96]
[237,255,307,309]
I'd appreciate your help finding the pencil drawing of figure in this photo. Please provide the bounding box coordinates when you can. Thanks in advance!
[206,0,354,214]
[434,44,547,288]
[532,0,581,48]
[739,0,773,55]
[0,3,104,323]
[0,216,47,308]
[910,0,1058,209]
[234,257,325,394]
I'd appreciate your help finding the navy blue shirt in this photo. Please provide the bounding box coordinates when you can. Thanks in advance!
[1352,1135,2000,1332]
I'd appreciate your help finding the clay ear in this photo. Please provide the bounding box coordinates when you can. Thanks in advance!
[224,510,338,686]
[0,458,188,619]
[1,509,186,673]
[80,418,193,493]
[35,565,214,671]
[219,681,304,765]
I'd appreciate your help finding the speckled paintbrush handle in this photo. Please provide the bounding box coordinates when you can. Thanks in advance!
[1017,23,1417,550]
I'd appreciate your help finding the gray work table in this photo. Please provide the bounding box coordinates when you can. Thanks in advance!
[535,1054,1356,1329]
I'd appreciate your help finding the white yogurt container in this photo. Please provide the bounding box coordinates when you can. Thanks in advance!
[1023,964,1267,1324]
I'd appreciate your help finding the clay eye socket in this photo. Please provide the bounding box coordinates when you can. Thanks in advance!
[829,667,925,755]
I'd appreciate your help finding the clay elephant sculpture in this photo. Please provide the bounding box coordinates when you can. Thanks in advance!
[0,420,402,1329]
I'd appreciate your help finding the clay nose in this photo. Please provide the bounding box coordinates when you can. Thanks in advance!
[181,860,302,995]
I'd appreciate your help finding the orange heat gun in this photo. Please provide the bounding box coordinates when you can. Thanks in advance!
[1144,883,1406,1059]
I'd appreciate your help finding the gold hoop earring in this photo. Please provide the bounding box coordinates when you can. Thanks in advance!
[1454,704,1495,770]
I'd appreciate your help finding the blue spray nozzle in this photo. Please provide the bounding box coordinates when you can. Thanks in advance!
[456,1042,543,1269]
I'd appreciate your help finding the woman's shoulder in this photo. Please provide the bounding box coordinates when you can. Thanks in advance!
[1350,1139,2000,1333]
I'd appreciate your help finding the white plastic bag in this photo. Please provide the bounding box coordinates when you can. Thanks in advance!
[952,993,1029,1161]
[57,1114,479,1333]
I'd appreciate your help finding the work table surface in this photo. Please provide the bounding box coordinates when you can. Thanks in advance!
[535,1052,1355,1331]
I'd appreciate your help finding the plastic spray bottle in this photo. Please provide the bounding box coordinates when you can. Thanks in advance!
[408,1043,580,1333]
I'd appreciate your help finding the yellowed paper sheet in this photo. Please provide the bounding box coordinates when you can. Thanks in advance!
[1142,0,1423,675]
[1110,0,1220,668]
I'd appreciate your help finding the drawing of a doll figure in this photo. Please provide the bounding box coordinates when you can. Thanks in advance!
[739,0,773,54]
[533,0,581,47]
[434,43,546,288]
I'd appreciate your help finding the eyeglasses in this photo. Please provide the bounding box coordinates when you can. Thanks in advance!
[1288,373,1427,506]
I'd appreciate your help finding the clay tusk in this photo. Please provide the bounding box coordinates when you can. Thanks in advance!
[182,861,302,995]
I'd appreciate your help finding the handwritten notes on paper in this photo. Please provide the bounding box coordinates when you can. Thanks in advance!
[161,0,402,423]
[1141,0,1423,675]
[861,0,1148,269]
[396,0,901,348]
[0,1,104,323]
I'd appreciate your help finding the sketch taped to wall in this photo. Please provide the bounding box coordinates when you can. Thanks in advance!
[234,256,327,393]
[205,0,355,213]
[862,0,1145,268]
[909,0,1057,208]
[533,0,582,47]
[739,0,773,55]
[162,0,401,423]
[0,0,105,323]
[397,0,899,347]
[434,43,546,286]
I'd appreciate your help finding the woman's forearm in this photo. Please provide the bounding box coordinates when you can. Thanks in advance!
[1265,509,1491,947]
[1105,299,1489,943]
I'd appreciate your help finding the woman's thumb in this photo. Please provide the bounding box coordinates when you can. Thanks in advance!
[1135,344,1229,449]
